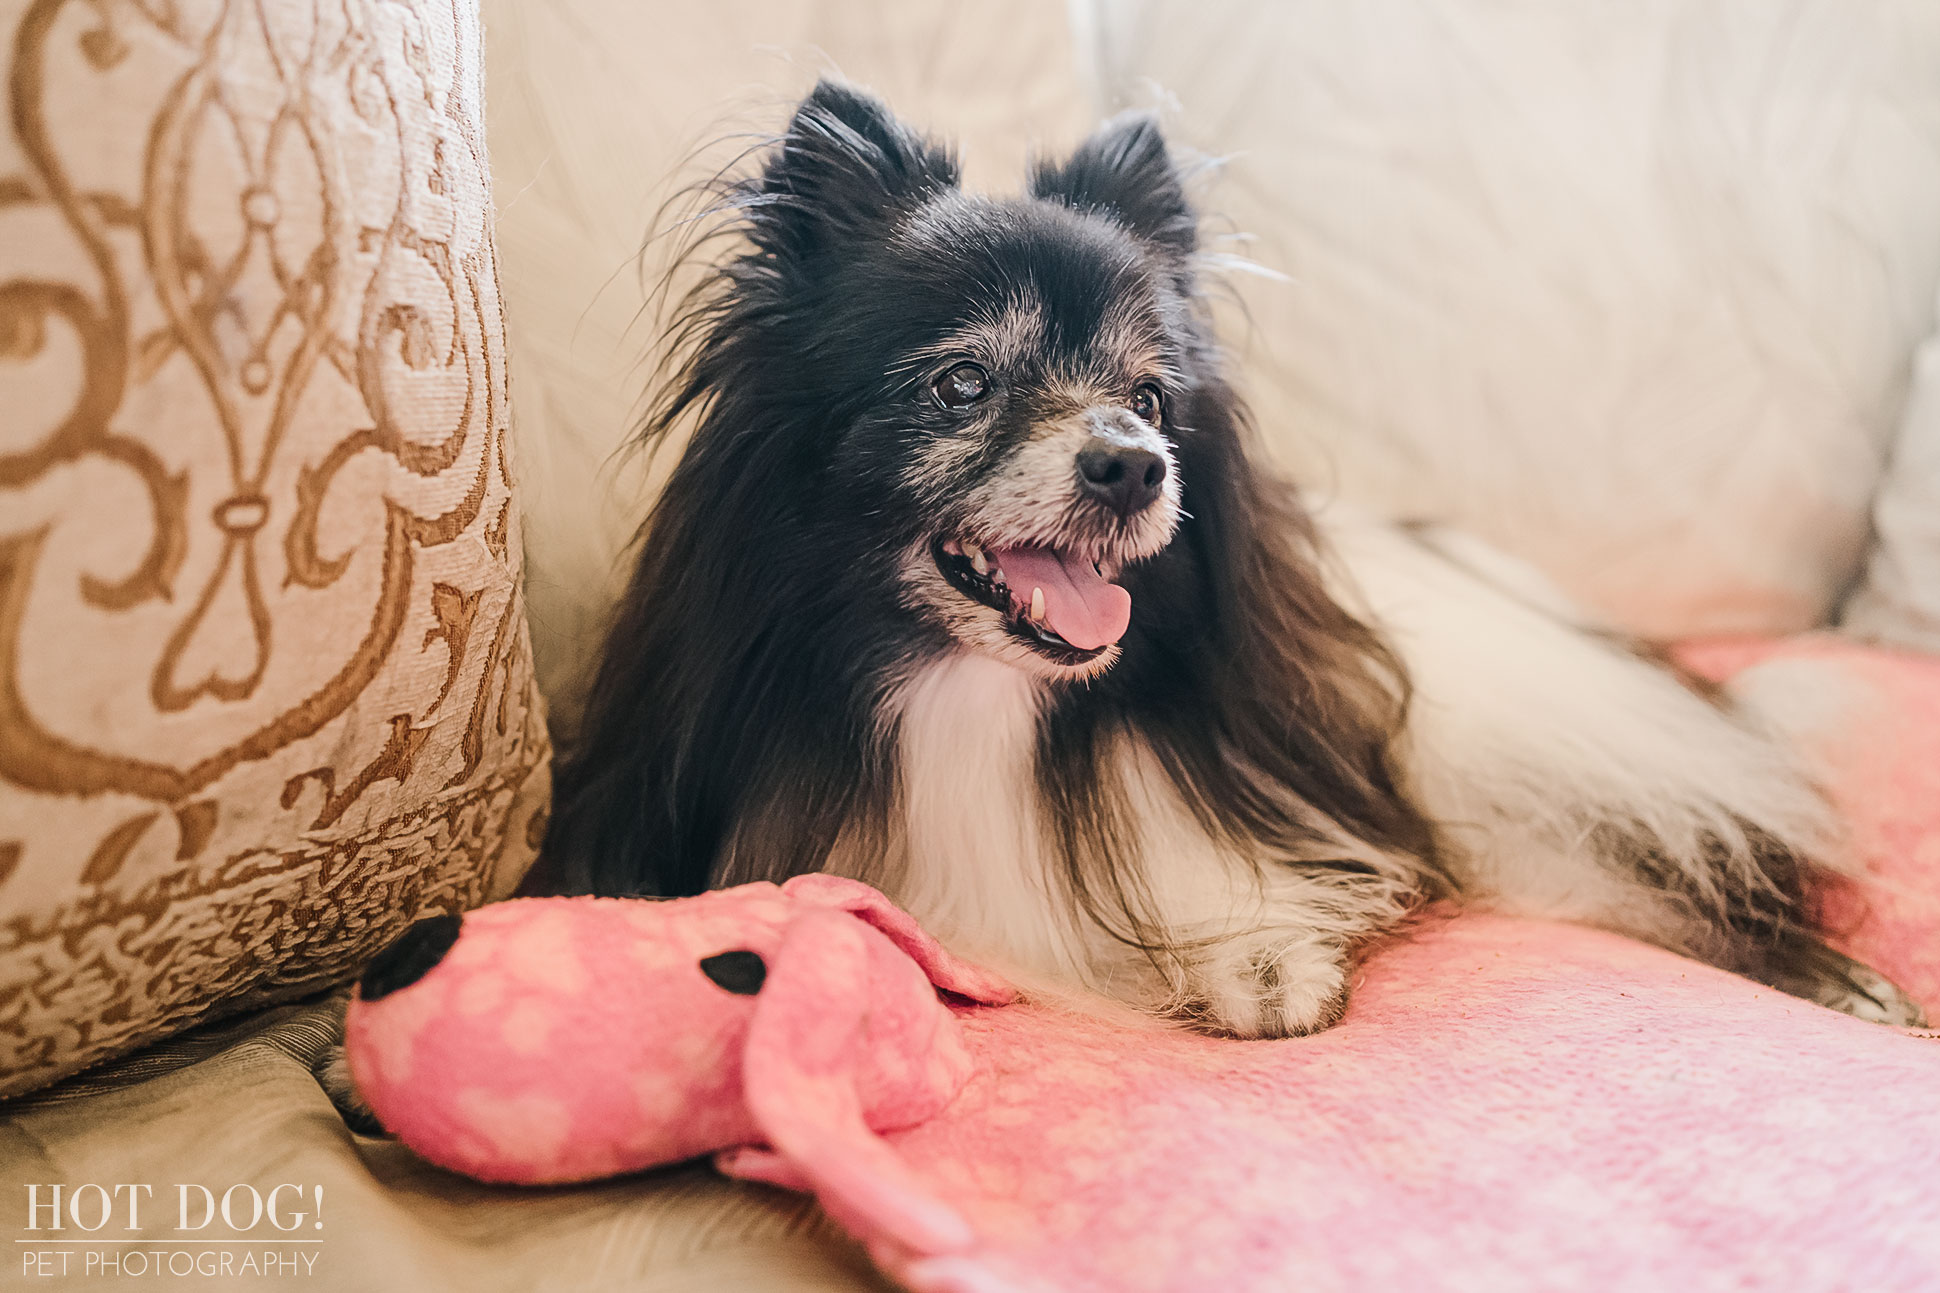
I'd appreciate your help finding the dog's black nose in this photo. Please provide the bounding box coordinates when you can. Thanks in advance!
[1077,437,1167,517]
[358,913,462,1002]
[1078,432,1164,512]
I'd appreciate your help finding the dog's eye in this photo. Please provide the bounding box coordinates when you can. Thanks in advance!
[699,950,766,995]
[1129,383,1164,427]
[932,363,990,409]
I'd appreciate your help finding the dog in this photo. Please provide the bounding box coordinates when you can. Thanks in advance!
[526,80,1924,1039]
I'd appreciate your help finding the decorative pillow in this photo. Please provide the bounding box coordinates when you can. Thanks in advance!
[1082,0,1940,638]
[1842,294,1940,652]
[0,0,549,1097]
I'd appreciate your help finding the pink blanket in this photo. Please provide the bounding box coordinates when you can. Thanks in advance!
[853,638,1940,1292]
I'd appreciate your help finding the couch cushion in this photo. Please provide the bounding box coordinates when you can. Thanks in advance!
[1082,0,1940,638]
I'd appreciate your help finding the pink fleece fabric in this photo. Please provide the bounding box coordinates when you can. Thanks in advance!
[352,638,1940,1293]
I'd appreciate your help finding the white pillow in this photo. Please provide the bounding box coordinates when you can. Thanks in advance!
[1842,296,1940,651]
[1083,0,1940,637]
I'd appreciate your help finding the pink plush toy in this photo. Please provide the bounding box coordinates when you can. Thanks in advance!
[343,875,1014,1268]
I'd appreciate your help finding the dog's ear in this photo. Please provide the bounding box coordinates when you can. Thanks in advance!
[758,79,958,258]
[1030,113,1196,256]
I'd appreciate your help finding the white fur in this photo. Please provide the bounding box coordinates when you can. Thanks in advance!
[857,654,1089,986]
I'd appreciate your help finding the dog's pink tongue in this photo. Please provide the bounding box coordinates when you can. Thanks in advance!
[991,547,1131,650]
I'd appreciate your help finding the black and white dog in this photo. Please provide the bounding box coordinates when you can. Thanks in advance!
[531,81,1923,1038]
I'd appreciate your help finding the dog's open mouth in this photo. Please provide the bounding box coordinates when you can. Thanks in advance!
[934,537,1131,665]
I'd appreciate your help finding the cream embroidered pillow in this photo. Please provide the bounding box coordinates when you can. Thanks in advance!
[0,0,548,1096]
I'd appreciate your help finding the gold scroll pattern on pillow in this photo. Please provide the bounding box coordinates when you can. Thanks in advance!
[0,0,550,1096]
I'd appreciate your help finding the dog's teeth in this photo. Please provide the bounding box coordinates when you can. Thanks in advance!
[1029,586,1045,623]
[943,539,962,556]
[971,549,989,576]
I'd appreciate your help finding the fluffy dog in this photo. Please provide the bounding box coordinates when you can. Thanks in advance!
[529,81,1923,1038]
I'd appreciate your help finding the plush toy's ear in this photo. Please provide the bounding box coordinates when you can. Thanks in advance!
[781,874,1013,1005]
[729,907,973,1258]
[756,79,960,262]
[1029,113,1196,257]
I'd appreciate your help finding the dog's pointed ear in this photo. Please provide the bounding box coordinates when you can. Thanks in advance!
[758,80,958,258]
[1030,113,1196,256]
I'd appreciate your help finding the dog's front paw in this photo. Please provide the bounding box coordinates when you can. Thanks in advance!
[1180,935,1350,1040]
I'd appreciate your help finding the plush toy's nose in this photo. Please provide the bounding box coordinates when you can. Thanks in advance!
[359,913,463,1001]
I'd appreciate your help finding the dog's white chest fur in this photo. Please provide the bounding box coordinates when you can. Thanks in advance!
[868,652,1282,1009]
[872,654,1090,983]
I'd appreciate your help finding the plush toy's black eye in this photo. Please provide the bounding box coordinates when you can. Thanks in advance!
[932,362,990,409]
[699,950,767,995]
[1129,382,1164,427]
